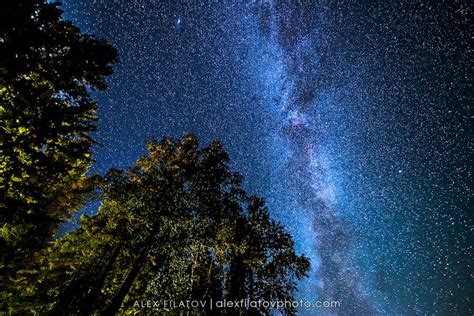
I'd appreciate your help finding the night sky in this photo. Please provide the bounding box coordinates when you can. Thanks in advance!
[59,0,472,314]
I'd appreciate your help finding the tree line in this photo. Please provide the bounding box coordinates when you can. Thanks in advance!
[0,1,309,314]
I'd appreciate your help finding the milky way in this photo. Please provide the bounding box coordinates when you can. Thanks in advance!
[61,0,472,314]
[254,1,374,313]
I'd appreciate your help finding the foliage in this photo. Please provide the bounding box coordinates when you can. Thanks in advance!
[0,0,117,310]
[0,2,309,314]
[35,134,310,315]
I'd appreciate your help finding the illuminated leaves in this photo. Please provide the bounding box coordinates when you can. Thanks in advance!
[34,135,309,315]
[0,0,116,311]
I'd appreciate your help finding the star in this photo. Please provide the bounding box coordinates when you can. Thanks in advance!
[59,1,472,314]
[175,17,182,28]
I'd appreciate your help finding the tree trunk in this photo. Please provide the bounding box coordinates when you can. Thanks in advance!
[102,253,145,315]
[80,242,122,314]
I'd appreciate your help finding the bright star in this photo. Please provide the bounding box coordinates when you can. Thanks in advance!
[175,17,182,28]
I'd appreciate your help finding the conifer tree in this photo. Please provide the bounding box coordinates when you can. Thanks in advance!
[0,0,117,307]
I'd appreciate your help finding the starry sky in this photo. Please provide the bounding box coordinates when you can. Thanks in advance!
[59,0,472,314]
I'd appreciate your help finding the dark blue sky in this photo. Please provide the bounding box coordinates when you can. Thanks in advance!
[60,0,471,314]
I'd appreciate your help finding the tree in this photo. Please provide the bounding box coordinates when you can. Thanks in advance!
[33,134,309,315]
[0,0,117,309]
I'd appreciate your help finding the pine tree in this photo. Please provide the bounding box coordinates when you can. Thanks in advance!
[0,0,117,309]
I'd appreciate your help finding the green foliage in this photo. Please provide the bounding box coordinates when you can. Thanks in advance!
[0,0,117,310]
[0,2,308,314]
[34,134,310,315]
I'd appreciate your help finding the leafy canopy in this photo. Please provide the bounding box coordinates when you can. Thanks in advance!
[36,134,310,315]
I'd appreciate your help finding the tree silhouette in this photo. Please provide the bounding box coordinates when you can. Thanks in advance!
[0,0,117,308]
[34,134,309,315]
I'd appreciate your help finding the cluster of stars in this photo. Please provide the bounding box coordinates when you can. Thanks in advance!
[61,0,471,314]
